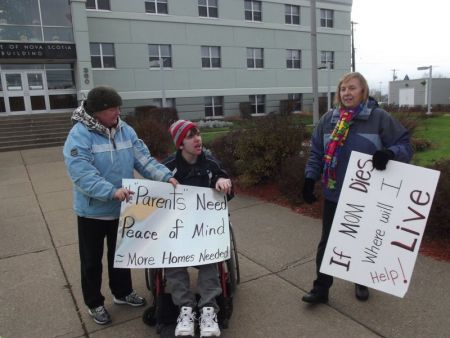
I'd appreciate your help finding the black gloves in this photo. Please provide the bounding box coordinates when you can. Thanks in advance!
[372,149,394,170]
[302,178,317,204]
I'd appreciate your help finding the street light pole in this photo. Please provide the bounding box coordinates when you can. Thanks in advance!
[417,65,432,115]
[159,56,167,108]
[310,0,319,125]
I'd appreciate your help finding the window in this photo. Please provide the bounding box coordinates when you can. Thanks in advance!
[250,95,265,114]
[247,48,263,69]
[285,4,299,25]
[199,0,218,18]
[205,96,223,117]
[286,49,301,69]
[288,93,302,111]
[320,51,334,69]
[145,0,168,14]
[46,64,76,89]
[149,44,172,68]
[86,0,110,10]
[244,0,261,21]
[201,46,221,68]
[90,43,116,68]
[320,9,333,28]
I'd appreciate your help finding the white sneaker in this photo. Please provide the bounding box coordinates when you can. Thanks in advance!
[199,307,221,337]
[175,306,195,336]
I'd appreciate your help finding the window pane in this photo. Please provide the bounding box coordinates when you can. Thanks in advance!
[145,2,156,13]
[102,43,114,55]
[210,47,220,58]
[201,47,209,58]
[205,106,213,117]
[255,49,262,58]
[43,27,74,42]
[30,96,46,110]
[90,43,100,54]
[244,11,252,20]
[294,60,300,68]
[214,106,223,116]
[209,7,218,17]
[0,0,40,25]
[211,58,220,68]
[244,1,252,11]
[148,44,159,56]
[41,0,72,26]
[253,11,261,21]
[27,73,43,90]
[49,94,77,109]
[97,0,110,10]
[285,15,291,24]
[204,96,213,105]
[247,59,254,68]
[46,69,76,89]
[202,58,210,68]
[91,56,102,68]
[9,97,25,111]
[0,25,42,42]
[163,57,172,67]
[158,3,168,14]
[103,56,116,68]
[199,0,207,6]
[6,74,22,90]
[160,45,171,56]
[0,98,5,113]
[199,6,207,16]
[86,0,96,9]
[293,16,299,25]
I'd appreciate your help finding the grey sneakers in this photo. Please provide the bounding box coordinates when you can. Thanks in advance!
[113,290,146,307]
[88,305,111,325]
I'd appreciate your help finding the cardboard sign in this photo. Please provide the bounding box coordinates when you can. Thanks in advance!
[320,151,440,297]
[114,179,230,268]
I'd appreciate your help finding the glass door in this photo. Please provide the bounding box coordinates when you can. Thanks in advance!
[3,72,26,113]
[1,70,48,114]
[26,71,48,113]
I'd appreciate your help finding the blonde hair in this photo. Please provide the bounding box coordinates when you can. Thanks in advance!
[334,72,369,106]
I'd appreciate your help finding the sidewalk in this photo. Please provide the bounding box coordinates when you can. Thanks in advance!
[1,146,449,338]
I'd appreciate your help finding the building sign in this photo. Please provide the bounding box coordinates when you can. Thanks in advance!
[320,151,440,298]
[0,43,77,59]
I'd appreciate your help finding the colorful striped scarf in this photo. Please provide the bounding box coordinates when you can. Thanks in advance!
[322,104,363,189]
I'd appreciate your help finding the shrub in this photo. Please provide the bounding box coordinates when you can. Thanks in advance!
[425,159,450,240]
[277,153,308,203]
[125,106,179,158]
[233,115,307,186]
[411,137,432,152]
[391,111,423,136]
[239,102,252,119]
[196,120,233,129]
[209,130,243,177]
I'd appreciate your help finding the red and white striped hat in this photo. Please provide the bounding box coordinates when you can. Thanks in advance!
[169,119,197,149]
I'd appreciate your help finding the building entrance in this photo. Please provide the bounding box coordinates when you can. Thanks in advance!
[1,70,49,114]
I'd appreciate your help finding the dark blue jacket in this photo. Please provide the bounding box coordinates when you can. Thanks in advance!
[305,99,413,202]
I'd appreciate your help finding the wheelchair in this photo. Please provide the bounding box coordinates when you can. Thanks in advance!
[142,222,240,336]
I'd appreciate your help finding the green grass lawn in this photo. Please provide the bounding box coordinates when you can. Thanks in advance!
[412,114,450,166]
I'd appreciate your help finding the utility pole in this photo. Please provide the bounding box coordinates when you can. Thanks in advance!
[351,21,357,72]
[310,0,319,125]
[391,69,398,81]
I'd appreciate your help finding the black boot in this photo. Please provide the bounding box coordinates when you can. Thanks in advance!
[302,290,329,304]
[355,284,369,301]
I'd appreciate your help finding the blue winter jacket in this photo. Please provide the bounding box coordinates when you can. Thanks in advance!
[63,111,172,219]
[305,99,413,203]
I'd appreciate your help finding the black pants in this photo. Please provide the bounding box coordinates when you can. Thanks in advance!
[78,217,132,308]
[312,199,337,293]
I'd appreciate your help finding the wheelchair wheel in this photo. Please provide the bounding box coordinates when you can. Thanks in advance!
[145,268,161,298]
[229,222,240,285]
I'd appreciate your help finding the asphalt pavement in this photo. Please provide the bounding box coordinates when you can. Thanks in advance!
[1,146,449,338]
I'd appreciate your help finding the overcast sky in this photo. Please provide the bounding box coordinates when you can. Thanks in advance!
[351,0,450,93]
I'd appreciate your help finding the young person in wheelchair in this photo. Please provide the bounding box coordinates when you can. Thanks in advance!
[161,119,233,337]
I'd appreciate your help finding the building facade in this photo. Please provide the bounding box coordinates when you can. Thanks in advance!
[389,78,450,107]
[0,0,352,118]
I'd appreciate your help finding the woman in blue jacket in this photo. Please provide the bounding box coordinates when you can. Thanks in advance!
[63,86,177,325]
[301,72,413,304]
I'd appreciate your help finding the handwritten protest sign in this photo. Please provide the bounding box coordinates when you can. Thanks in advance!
[114,179,230,268]
[320,151,440,298]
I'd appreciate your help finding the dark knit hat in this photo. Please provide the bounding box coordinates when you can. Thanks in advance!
[169,119,197,149]
[85,86,122,114]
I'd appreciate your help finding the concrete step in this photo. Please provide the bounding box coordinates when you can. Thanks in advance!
[0,113,72,152]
